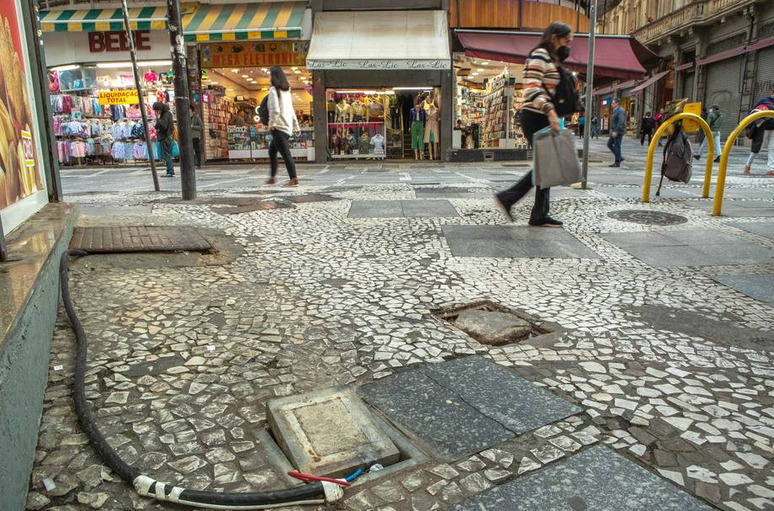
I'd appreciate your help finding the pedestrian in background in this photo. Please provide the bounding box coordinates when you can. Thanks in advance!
[266,66,301,186]
[578,114,585,137]
[695,104,722,163]
[494,21,573,228]
[743,89,774,176]
[153,102,175,177]
[654,108,665,146]
[640,111,654,146]
[190,105,203,168]
[607,98,626,167]
[591,115,600,139]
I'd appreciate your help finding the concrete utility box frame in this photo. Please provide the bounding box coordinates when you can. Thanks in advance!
[266,387,400,478]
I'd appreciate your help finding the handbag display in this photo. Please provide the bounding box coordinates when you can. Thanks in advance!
[532,127,582,188]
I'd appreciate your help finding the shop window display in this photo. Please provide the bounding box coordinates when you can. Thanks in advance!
[326,90,387,159]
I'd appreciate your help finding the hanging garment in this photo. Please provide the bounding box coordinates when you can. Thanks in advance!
[424,106,440,144]
[370,134,385,155]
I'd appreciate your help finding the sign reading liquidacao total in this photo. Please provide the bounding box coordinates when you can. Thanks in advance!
[98,90,139,105]
[199,41,308,69]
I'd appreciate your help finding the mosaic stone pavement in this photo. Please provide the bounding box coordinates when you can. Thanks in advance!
[28,145,774,511]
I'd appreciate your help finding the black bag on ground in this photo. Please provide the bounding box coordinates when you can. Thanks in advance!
[656,124,693,197]
[258,95,269,126]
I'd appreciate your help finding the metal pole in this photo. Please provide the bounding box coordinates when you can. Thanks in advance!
[168,0,197,200]
[581,0,597,189]
[120,0,160,192]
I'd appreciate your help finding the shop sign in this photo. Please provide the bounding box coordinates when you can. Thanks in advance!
[306,59,451,70]
[89,30,151,52]
[0,0,43,210]
[199,41,308,69]
[98,90,140,105]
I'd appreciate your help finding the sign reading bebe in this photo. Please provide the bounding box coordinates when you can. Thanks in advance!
[199,41,309,68]
[89,30,151,52]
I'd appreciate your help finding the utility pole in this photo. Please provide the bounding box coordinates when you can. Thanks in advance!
[581,0,598,189]
[120,0,160,192]
[167,0,197,200]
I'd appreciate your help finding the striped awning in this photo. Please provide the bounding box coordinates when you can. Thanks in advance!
[39,7,167,32]
[183,2,306,42]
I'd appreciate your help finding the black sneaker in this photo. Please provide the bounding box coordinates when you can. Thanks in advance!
[714,157,720,163]
[609,163,620,167]
[493,195,514,222]
[693,155,700,160]
[529,217,563,228]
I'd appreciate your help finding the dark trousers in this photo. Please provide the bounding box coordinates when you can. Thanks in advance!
[640,131,652,146]
[192,138,201,167]
[608,135,623,163]
[161,138,174,175]
[496,109,551,223]
[269,130,297,179]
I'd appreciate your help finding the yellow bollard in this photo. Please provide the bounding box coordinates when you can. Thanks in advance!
[642,113,715,203]
[713,110,774,216]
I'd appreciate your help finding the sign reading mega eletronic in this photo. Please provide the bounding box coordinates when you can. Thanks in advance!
[89,30,151,52]
[0,1,43,210]
[199,41,308,69]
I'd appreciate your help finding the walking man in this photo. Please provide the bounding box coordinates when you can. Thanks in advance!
[153,102,175,177]
[607,98,626,167]
[190,105,203,168]
[640,112,654,146]
[591,115,600,139]
[695,104,722,163]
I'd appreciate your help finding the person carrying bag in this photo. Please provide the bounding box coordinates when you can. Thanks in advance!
[494,22,578,227]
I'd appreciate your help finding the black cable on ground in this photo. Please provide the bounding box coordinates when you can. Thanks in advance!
[59,249,344,509]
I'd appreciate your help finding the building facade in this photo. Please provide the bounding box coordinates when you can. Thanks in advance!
[599,0,774,139]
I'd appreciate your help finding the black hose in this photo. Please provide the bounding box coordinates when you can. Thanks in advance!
[59,249,340,509]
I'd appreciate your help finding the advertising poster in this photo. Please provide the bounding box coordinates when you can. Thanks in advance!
[0,0,43,210]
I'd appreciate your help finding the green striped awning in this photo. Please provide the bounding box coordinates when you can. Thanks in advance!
[39,7,167,33]
[183,2,306,42]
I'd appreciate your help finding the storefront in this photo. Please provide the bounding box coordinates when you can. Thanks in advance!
[1,0,50,234]
[306,10,452,162]
[183,1,313,162]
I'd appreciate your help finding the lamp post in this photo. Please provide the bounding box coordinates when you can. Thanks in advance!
[581,0,598,189]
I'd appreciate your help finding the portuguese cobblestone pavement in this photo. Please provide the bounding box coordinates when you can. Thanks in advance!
[27,139,774,511]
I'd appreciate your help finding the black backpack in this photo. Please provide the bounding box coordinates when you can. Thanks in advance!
[258,95,269,126]
[656,125,693,197]
[550,67,581,117]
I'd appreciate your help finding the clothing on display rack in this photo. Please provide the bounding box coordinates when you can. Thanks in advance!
[370,134,385,155]
[424,106,440,144]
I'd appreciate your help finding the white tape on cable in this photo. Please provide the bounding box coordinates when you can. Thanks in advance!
[322,481,344,502]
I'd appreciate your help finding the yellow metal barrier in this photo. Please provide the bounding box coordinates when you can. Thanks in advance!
[642,113,714,203]
[713,110,774,216]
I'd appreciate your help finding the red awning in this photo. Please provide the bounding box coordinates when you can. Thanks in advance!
[697,46,746,66]
[613,79,637,91]
[676,62,694,71]
[624,70,670,96]
[748,36,774,52]
[457,31,648,80]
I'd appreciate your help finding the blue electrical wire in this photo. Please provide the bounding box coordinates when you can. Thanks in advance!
[344,469,363,482]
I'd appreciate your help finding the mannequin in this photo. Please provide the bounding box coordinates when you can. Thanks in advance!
[410,99,426,160]
[370,133,385,157]
[344,99,355,123]
[424,103,440,160]
[359,130,371,155]
[353,98,366,122]
[345,129,356,154]
[335,100,347,124]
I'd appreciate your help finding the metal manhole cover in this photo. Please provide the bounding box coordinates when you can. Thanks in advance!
[608,210,688,225]
[70,226,212,253]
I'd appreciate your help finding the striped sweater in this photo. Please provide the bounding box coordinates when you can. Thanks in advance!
[522,47,560,115]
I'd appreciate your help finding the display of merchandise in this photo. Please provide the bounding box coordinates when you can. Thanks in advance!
[228,126,251,159]
[510,88,528,150]
[250,128,314,159]
[326,90,387,159]
[480,86,511,148]
[203,94,232,160]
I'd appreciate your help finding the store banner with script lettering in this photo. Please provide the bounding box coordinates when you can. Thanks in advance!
[199,41,308,69]
[98,90,140,105]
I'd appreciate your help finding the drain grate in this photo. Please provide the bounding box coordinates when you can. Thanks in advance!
[70,226,212,253]
[608,210,688,226]
[433,300,553,346]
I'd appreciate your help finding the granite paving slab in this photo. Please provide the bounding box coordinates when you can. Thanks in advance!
[348,200,460,218]
[445,226,597,259]
[686,200,774,217]
[359,357,579,460]
[450,446,715,511]
[348,201,404,218]
[730,222,774,239]
[712,274,774,306]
